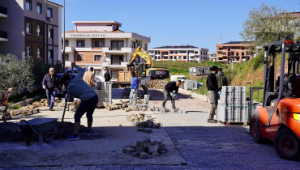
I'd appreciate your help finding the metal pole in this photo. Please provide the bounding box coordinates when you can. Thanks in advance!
[62,0,66,71]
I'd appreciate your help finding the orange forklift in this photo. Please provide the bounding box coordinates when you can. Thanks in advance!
[250,40,300,160]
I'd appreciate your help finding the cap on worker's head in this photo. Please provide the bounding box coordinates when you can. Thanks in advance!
[210,66,219,71]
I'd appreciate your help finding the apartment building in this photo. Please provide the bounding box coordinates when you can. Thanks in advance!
[62,21,151,83]
[0,0,62,65]
[208,53,217,62]
[216,41,254,63]
[148,45,209,63]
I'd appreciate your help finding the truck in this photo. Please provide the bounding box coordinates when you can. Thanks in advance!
[118,46,170,86]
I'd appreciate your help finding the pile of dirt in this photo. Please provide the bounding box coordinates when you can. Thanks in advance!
[123,138,167,159]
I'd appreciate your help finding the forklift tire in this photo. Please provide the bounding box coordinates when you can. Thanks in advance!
[251,110,266,143]
[43,133,54,143]
[274,128,300,160]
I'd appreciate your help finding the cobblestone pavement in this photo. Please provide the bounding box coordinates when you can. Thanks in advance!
[1,89,300,170]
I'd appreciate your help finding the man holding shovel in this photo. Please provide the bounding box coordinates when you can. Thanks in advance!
[60,62,99,141]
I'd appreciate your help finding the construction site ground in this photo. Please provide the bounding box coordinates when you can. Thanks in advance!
[0,89,299,170]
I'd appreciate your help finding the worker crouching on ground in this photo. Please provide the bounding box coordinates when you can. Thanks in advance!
[129,71,139,105]
[60,62,99,141]
[161,80,182,110]
[206,66,219,123]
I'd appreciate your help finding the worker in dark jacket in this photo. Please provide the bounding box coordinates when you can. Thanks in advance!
[161,80,182,110]
[42,67,59,111]
[206,66,219,123]
[216,68,228,98]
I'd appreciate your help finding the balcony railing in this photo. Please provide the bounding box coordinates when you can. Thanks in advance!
[0,31,7,39]
[0,6,7,15]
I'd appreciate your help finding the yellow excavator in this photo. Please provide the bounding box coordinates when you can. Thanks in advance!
[127,46,169,79]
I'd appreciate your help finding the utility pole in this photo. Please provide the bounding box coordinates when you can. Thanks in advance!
[62,0,66,71]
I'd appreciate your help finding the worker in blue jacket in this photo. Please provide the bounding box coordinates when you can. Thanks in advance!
[129,71,139,105]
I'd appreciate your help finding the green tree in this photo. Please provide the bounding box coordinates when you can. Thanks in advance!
[240,3,299,47]
[0,54,35,97]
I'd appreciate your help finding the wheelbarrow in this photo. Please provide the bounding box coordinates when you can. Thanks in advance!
[18,118,58,146]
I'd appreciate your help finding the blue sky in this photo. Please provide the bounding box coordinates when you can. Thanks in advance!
[51,0,300,52]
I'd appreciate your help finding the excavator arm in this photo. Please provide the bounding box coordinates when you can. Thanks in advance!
[129,46,153,67]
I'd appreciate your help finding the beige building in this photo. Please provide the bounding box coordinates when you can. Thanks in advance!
[0,0,62,65]
[216,41,254,63]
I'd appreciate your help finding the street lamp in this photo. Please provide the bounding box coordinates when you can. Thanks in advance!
[62,0,66,71]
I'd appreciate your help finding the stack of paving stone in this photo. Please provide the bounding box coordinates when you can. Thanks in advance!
[95,82,112,107]
[123,138,167,159]
[217,86,249,123]
[148,79,168,89]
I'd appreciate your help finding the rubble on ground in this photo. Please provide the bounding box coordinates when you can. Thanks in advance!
[123,138,167,159]
[126,113,162,130]
[103,102,121,111]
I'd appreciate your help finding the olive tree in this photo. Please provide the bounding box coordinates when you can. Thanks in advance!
[240,3,299,47]
[0,54,35,98]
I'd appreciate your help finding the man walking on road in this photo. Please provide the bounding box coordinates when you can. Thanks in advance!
[216,68,228,98]
[206,66,219,123]
[60,62,99,141]
[129,71,139,106]
[162,80,182,110]
[42,68,59,111]
[83,67,95,87]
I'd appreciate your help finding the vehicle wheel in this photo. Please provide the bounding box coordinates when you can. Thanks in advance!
[251,110,266,143]
[274,128,300,160]
[43,133,54,143]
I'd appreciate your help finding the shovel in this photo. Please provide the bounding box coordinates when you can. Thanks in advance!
[61,66,74,123]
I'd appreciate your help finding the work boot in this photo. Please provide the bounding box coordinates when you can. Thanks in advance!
[207,119,217,123]
[50,108,55,111]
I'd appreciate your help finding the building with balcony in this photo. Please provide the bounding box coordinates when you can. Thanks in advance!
[62,21,151,83]
[216,41,254,63]
[0,0,62,65]
[148,45,209,63]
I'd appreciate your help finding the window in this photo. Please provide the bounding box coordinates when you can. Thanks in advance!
[48,28,53,38]
[37,48,41,58]
[37,25,42,36]
[26,46,32,57]
[76,54,84,61]
[236,52,239,56]
[64,40,69,46]
[183,56,187,59]
[94,69,101,76]
[94,55,102,61]
[111,41,124,50]
[170,56,173,59]
[94,40,103,47]
[48,50,53,58]
[111,71,118,79]
[26,0,32,11]
[37,3,42,14]
[47,8,53,18]
[26,23,32,34]
[77,40,85,47]
[64,54,69,61]
[195,51,198,54]
[179,51,186,53]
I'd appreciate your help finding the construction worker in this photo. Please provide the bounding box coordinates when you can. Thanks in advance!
[140,76,151,95]
[161,80,182,110]
[42,67,59,111]
[60,62,99,141]
[83,67,95,87]
[206,66,219,123]
[129,71,139,105]
[216,68,228,98]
